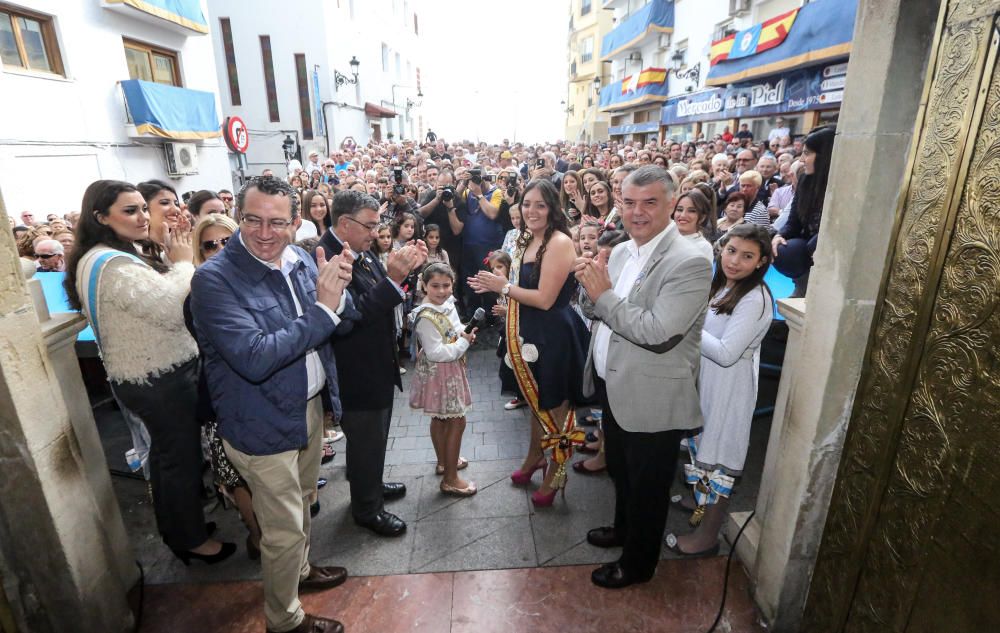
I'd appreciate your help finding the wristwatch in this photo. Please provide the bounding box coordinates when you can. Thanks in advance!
[501,283,511,296]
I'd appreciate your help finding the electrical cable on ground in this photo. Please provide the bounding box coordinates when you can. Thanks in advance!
[704,510,756,633]
[132,561,144,633]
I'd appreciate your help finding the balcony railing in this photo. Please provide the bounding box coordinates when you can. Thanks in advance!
[600,0,674,61]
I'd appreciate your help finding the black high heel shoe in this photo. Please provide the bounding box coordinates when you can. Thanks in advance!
[171,541,237,566]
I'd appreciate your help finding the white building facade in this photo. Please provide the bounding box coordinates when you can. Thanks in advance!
[205,0,425,177]
[0,0,232,219]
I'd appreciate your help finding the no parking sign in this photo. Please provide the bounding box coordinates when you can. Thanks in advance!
[223,116,250,153]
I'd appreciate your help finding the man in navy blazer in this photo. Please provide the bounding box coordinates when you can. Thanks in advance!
[318,189,426,537]
[192,177,355,633]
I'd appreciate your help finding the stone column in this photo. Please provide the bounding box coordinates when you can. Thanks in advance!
[0,201,134,631]
[725,0,943,630]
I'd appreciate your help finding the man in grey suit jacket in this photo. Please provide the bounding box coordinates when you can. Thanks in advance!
[575,165,712,589]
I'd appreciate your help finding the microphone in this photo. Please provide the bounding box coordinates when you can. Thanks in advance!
[465,307,486,334]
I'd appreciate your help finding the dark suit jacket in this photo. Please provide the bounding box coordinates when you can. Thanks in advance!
[318,229,404,411]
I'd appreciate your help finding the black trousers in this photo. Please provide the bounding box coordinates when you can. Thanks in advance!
[596,375,683,578]
[112,359,207,551]
[339,406,393,522]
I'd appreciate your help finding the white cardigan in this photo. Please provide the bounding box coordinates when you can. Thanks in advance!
[97,256,198,384]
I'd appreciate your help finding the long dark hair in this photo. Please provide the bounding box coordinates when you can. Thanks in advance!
[301,189,332,233]
[517,179,571,284]
[709,223,773,316]
[136,179,178,262]
[584,181,612,219]
[792,126,836,233]
[673,189,716,240]
[64,180,169,310]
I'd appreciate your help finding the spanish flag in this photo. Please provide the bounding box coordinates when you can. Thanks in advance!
[621,67,668,95]
[710,8,798,66]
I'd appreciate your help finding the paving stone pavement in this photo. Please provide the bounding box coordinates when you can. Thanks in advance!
[103,335,770,585]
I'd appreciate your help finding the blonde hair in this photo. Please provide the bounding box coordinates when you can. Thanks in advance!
[192,213,238,265]
[739,169,763,187]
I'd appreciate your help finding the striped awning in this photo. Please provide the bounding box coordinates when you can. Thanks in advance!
[706,0,856,87]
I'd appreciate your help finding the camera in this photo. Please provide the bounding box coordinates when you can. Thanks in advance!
[469,168,482,185]
[393,166,404,184]
[441,186,455,202]
[506,175,518,198]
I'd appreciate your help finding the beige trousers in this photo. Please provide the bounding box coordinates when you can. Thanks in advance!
[223,394,323,632]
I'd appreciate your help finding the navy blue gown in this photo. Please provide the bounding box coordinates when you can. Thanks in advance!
[517,261,590,410]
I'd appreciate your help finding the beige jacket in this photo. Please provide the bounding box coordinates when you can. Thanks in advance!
[583,225,712,433]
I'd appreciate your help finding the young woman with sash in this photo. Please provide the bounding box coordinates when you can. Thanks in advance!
[469,179,589,507]
[64,180,235,565]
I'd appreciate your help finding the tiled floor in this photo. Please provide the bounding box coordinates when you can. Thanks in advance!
[136,558,764,633]
[101,339,775,586]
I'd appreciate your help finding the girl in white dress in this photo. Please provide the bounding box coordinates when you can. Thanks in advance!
[669,223,774,556]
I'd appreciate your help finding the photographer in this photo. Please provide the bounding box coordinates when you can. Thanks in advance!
[456,165,505,321]
[418,170,465,277]
[380,167,422,235]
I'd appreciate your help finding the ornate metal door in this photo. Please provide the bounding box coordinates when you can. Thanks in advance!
[803,2,1000,631]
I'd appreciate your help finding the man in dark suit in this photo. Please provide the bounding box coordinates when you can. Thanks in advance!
[318,190,427,536]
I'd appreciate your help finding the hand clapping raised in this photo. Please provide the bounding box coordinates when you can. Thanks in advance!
[315,245,354,312]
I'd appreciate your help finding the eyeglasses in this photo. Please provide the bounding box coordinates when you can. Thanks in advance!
[344,215,379,232]
[201,237,230,252]
[36,253,61,259]
[241,215,292,230]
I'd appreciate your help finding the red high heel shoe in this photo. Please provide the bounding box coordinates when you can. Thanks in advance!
[511,458,547,485]
[531,483,566,507]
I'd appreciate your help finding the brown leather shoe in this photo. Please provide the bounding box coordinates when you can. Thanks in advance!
[298,565,348,592]
[266,613,344,633]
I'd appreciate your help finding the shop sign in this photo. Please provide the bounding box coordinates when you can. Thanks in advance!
[660,60,846,126]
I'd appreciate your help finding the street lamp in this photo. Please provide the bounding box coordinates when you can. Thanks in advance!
[334,56,360,89]
[281,134,296,162]
[668,50,701,85]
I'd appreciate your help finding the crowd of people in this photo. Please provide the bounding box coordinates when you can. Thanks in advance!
[8,123,835,633]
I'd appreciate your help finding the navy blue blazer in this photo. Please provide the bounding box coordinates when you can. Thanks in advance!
[190,231,356,455]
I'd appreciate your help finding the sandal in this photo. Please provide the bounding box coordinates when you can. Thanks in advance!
[440,481,477,497]
[436,457,469,476]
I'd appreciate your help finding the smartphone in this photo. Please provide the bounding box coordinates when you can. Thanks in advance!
[535,158,545,169]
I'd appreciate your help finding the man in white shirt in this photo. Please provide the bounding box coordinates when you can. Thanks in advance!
[768,116,791,143]
[576,165,712,589]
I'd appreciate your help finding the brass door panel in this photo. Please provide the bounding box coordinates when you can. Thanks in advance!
[804,2,1000,632]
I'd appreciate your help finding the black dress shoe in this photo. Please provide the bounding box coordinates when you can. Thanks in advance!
[586,526,624,548]
[310,500,321,518]
[382,482,407,500]
[590,562,653,589]
[355,510,407,537]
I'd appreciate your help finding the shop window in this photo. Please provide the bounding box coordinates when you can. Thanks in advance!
[0,5,64,75]
[124,38,180,86]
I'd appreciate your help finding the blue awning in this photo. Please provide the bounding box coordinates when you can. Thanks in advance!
[599,75,671,112]
[121,79,221,140]
[600,0,674,60]
[609,122,660,136]
[706,0,856,87]
[104,0,208,33]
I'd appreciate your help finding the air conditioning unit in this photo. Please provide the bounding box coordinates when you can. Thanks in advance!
[164,142,199,176]
[729,0,751,16]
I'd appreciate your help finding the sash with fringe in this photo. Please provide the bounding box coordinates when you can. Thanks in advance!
[504,243,585,489]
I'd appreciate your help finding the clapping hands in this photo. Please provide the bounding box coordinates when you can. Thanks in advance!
[315,245,354,312]
[574,249,612,302]
[387,239,428,284]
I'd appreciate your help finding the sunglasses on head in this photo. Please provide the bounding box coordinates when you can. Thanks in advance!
[201,237,230,252]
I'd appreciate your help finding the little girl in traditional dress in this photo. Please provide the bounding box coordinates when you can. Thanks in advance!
[409,263,478,497]
[668,223,774,557]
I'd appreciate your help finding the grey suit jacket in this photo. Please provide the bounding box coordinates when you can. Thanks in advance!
[582,224,712,433]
